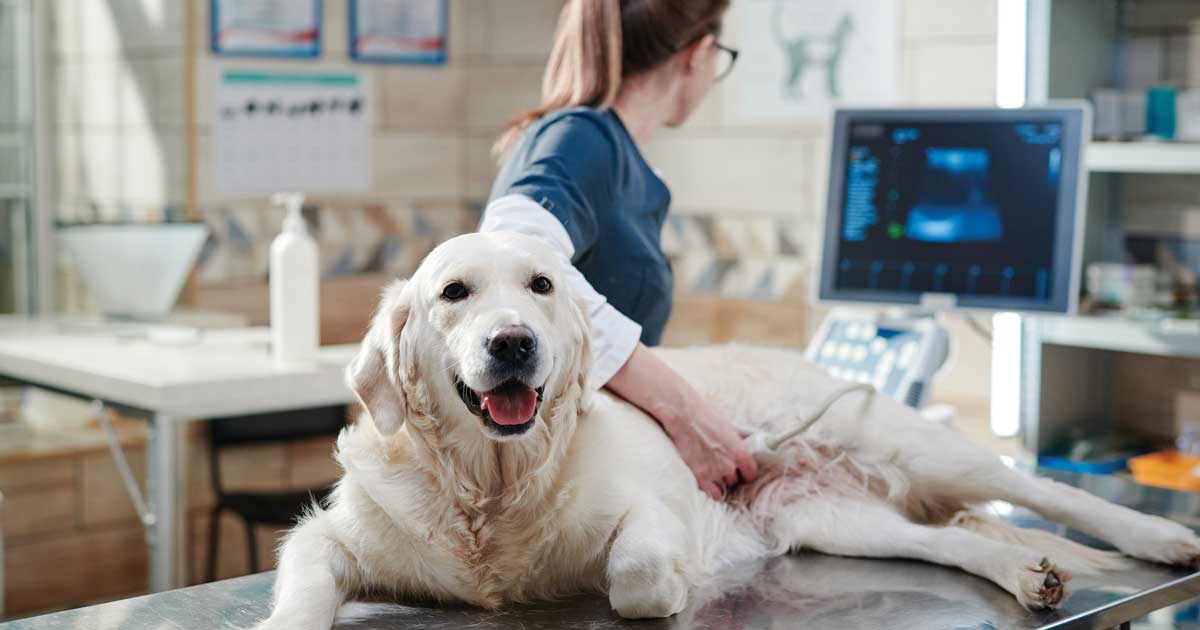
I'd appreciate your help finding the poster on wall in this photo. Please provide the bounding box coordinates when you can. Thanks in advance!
[732,0,896,121]
[213,70,370,195]
[349,0,448,64]
[211,0,322,57]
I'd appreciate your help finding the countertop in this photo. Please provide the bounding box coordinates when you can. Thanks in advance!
[0,317,357,418]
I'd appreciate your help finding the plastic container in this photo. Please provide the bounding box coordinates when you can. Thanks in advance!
[269,192,319,366]
[1128,451,1200,492]
[1146,85,1178,140]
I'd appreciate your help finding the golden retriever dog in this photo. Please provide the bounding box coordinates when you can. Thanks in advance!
[254,232,1200,629]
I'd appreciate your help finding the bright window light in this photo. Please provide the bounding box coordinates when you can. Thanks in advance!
[990,312,1022,437]
[995,0,1028,109]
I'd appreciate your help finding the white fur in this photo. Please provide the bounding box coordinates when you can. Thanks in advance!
[254,233,1200,629]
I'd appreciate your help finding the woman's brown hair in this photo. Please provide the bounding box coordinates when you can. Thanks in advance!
[493,0,729,161]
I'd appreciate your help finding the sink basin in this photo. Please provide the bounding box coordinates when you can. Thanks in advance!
[58,223,209,319]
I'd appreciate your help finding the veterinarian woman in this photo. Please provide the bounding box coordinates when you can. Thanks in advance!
[480,0,757,499]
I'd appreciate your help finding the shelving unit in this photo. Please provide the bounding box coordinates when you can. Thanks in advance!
[1014,0,1200,459]
[1088,142,1200,174]
[0,184,27,198]
[1031,315,1200,358]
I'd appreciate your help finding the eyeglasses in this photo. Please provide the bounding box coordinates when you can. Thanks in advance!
[714,42,739,81]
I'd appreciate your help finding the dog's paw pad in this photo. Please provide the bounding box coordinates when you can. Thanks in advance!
[1018,558,1069,611]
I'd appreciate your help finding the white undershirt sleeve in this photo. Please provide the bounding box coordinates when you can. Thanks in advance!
[480,193,642,390]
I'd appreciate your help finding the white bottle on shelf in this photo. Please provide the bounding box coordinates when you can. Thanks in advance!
[269,192,319,366]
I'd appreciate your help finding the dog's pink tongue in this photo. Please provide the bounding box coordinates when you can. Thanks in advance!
[482,384,538,425]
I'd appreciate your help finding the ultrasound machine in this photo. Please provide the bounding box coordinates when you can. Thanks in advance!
[807,106,1091,409]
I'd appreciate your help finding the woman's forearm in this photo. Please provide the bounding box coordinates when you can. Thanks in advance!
[605,342,759,497]
[605,343,689,433]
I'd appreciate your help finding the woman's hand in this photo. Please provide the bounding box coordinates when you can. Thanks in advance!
[658,394,760,500]
[606,343,759,500]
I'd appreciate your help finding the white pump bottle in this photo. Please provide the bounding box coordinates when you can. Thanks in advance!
[269,192,319,366]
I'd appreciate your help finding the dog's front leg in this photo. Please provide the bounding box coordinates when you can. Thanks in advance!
[253,514,350,630]
[606,500,694,619]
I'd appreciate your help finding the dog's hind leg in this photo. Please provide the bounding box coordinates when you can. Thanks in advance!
[892,440,1200,568]
[780,497,1069,610]
[992,471,1200,567]
[253,512,353,630]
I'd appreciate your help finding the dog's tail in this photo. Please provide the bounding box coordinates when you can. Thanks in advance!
[334,601,416,625]
[952,510,1131,575]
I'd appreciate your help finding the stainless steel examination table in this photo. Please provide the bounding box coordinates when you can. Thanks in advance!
[6,469,1200,630]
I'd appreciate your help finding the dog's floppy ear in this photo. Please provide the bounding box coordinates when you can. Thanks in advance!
[566,295,593,409]
[346,280,411,435]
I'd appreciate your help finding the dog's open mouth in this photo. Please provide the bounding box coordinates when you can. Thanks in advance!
[455,375,545,435]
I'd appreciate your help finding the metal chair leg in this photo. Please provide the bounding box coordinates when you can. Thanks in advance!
[244,519,260,574]
[205,506,221,582]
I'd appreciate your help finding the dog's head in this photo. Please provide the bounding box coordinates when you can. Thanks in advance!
[346,232,590,443]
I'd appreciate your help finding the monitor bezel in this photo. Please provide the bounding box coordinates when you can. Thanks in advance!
[817,104,1091,315]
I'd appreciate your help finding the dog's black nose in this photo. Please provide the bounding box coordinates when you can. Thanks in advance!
[487,326,537,365]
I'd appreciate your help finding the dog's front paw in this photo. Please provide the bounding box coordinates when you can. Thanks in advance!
[1115,516,1200,567]
[610,572,687,618]
[1015,558,1069,611]
[608,561,688,618]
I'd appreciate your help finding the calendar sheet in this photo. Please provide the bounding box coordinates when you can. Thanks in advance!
[213,69,370,196]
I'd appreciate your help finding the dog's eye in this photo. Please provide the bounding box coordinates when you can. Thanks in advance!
[530,275,553,295]
[441,281,469,302]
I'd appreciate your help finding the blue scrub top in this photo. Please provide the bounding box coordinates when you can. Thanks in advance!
[488,107,674,346]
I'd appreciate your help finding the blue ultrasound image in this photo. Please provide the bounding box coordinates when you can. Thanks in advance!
[836,120,1063,301]
[906,148,1001,243]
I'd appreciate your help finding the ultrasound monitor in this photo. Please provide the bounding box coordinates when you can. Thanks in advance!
[818,106,1090,314]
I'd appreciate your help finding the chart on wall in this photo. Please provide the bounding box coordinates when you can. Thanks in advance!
[213,70,371,195]
[732,0,897,121]
[211,0,322,57]
[350,0,448,63]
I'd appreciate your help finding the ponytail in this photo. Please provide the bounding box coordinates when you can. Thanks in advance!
[493,0,623,161]
[492,0,729,162]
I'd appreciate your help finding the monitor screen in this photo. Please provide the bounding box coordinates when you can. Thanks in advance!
[819,107,1089,313]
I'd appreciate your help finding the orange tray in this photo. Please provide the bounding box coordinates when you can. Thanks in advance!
[1128,451,1200,492]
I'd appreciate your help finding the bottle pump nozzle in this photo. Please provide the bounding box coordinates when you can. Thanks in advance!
[271,192,307,232]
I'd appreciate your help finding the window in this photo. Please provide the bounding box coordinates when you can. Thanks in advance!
[0,0,35,314]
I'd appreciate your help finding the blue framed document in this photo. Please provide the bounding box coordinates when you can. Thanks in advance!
[349,0,448,64]
[211,0,322,58]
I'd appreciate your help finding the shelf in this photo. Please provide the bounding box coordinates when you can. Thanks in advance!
[1087,142,1200,174]
[0,183,29,198]
[1030,315,1200,358]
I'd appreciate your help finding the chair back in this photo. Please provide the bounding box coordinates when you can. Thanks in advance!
[208,405,347,493]
[209,405,347,448]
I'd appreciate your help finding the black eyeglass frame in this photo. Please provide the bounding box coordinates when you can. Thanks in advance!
[714,42,739,81]
[674,30,740,82]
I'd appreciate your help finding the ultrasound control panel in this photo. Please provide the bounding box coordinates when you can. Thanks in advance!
[805,311,950,408]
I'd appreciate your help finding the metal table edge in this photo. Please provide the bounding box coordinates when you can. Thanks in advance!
[1044,566,1200,629]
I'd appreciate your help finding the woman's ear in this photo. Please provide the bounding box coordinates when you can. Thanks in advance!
[684,33,717,73]
[346,280,411,435]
